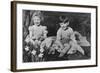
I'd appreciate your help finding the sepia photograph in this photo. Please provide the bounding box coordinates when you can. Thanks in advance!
[11,1,97,72]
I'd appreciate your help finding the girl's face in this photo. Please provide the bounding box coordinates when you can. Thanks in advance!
[60,22,69,30]
[33,16,41,26]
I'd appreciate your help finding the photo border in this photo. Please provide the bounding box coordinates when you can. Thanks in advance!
[11,1,98,72]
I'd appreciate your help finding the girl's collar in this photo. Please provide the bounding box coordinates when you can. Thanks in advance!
[34,25,41,27]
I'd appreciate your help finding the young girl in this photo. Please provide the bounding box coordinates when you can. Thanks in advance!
[25,11,48,60]
[56,16,84,57]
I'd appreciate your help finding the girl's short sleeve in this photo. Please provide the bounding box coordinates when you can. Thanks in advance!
[28,26,33,31]
[28,26,32,31]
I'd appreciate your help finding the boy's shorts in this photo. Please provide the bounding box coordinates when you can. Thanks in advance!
[60,39,71,44]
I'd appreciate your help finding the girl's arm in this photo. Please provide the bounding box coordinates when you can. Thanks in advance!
[28,26,33,39]
[43,26,48,39]
[43,31,48,39]
[29,31,32,39]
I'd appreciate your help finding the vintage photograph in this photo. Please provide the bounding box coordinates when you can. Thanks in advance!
[11,1,97,71]
[23,10,91,62]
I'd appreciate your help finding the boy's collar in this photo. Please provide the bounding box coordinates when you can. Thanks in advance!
[62,27,69,30]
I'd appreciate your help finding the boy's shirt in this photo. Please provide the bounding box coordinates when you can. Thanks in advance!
[29,25,48,40]
[57,27,73,44]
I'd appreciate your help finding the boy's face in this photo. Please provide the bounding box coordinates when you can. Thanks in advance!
[33,16,41,26]
[60,22,69,30]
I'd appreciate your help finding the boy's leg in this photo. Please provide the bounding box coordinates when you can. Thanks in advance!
[59,43,70,57]
[69,41,84,55]
[48,47,55,54]
[67,41,77,54]
[76,45,85,55]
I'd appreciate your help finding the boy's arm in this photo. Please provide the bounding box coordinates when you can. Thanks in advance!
[55,40,64,50]
[57,29,61,41]
[71,33,77,43]
[70,28,77,43]
[56,29,64,49]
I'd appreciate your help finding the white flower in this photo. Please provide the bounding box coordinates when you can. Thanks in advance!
[24,46,29,51]
[25,35,30,43]
[40,48,44,53]
[38,53,43,58]
[31,50,36,55]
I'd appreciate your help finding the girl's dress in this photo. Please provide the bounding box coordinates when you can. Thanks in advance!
[25,25,48,44]
[25,25,48,61]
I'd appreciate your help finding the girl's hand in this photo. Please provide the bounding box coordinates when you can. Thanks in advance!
[32,36,36,40]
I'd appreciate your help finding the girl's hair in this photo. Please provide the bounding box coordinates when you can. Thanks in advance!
[59,16,69,23]
[32,11,44,21]
[30,11,44,26]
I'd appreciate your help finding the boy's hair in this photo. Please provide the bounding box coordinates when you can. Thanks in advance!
[59,16,69,23]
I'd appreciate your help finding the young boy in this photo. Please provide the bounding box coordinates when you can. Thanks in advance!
[56,16,84,57]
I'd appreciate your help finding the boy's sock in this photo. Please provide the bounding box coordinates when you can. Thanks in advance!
[58,53,65,57]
